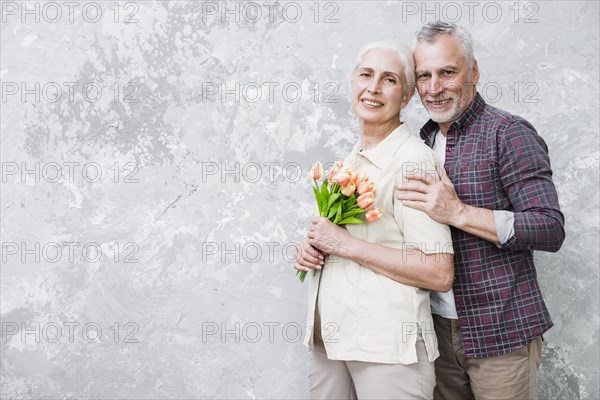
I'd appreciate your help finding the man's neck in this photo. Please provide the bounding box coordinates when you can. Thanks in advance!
[439,122,450,136]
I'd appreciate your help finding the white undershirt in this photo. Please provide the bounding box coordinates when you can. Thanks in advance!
[428,129,515,319]
[430,130,459,319]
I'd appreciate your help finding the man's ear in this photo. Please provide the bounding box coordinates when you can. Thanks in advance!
[471,59,480,86]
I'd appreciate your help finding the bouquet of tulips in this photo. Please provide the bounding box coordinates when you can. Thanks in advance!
[297,161,382,282]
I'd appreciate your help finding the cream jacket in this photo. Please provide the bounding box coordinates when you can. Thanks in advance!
[304,123,454,364]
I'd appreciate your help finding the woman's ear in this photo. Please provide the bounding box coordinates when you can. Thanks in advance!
[401,84,415,109]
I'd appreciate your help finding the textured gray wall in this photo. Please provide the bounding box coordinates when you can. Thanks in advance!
[1,1,598,398]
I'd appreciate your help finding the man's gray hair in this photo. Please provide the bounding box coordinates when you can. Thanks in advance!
[416,21,475,67]
[350,40,416,93]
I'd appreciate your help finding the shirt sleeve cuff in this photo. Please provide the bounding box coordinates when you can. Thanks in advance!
[493,210,515,246]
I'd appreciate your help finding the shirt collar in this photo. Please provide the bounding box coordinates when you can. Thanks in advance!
[419,92,486,145]
[351,123,412,170]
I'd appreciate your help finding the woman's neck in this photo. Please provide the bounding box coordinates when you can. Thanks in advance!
[359,119,402,151]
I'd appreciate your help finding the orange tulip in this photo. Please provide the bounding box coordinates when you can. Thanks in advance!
[340,164,353,174]
[357,192,375,209]
[327,161,343,182]
[352,171,367,186]
[335,172,352,187]
[357,180,374,195]
[365,208,383,222]
[340,182,356,196]
[310,161,323,180]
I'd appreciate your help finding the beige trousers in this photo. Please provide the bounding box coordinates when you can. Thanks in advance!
[432,314,543,400]
[309,337,436,400]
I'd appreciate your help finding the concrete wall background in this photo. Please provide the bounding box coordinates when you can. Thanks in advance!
[1,1,598,398]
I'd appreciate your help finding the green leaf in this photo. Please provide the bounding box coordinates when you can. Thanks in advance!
[333,202,343,224]
[327,193,341,208]
[320,179,328,195]
[313,187,322,209]
[338,216,365,225]
[344,194,357,208]
[342,208,365,219]
[327,202,340,220]
[344,203,359,211]
[340,198,357,217]
[320,181,330,212]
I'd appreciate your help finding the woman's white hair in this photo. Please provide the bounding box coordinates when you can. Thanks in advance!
[350,40,416,93]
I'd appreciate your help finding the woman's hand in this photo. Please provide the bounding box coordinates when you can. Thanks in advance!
[307,217,353,257]
[292,238,324,273]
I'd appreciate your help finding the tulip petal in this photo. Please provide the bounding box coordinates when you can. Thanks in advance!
[365,208,383,222]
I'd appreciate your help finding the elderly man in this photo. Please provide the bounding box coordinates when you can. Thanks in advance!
[397,21,565,400]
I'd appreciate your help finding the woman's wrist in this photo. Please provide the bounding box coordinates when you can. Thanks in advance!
[339,234,361,261]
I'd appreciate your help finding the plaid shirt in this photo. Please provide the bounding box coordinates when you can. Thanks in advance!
[421,93,565,358]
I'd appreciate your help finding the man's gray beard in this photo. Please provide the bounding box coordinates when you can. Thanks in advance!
[426,104,462,124]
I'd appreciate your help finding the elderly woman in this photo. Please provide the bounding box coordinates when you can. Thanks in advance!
[294,41,454,399]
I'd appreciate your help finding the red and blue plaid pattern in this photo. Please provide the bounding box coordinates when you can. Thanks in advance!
[421,93,565,358]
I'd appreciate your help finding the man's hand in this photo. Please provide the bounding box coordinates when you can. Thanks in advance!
[396,164,465,226]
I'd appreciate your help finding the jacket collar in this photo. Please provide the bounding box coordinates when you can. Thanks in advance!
[350,123,412,170]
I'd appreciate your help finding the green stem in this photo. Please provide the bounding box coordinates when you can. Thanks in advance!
[297,270,307,283]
